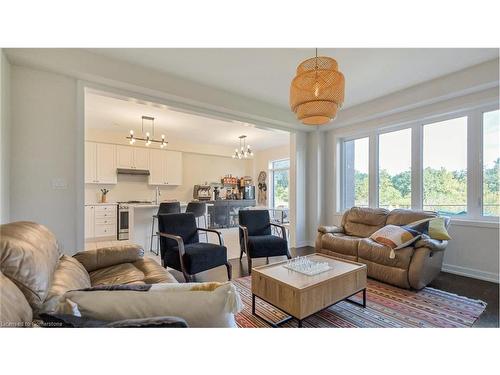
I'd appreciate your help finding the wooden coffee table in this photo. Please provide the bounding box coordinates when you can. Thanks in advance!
[251,253,367,327]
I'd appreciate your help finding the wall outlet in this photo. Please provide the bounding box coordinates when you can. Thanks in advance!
[51,178,68,189]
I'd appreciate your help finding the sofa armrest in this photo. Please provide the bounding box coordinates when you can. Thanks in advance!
[414,237,448,252]
[73,244,144,272]
[317,225,344,234]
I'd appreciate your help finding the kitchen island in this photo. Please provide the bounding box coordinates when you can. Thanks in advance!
[127,202,189,252]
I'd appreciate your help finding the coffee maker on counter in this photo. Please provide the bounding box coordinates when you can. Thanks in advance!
[193,184,212,201]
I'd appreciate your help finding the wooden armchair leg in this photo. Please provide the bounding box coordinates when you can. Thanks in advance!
[239,248,244,260]
[286,250,292,259]
[247,257,252,275]
[225,262,232,281]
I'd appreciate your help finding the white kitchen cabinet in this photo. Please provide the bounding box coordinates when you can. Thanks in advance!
[134,147,150,170]
[85,204,117,240]
[165,150,183,185]
[85,142,117,184]
[96,143,117,184]
[148,149,183,185]
[148,149,166,185]
[116,145,150,170]
[116,145,134,169]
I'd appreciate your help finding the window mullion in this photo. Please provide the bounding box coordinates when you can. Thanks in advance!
[468,111,482,218]
[369,134,379,208]
[411,124,423,210]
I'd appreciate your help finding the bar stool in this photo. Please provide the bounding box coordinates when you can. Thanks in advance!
[186,202,208,242]
[150,202,181,255]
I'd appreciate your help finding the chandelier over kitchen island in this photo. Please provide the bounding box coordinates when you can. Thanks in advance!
[126,115,168,148]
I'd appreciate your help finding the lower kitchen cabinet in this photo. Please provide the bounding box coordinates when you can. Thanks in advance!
[85,204,117,240]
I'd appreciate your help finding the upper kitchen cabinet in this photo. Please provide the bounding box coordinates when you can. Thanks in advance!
[165,150,182,185]
[134,147,150,170]
[85,142,117,184]
[149,149,183,186]
[116,145,150,170]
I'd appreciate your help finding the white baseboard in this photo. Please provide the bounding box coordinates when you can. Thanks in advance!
[442,263,499,283]
[295,240,314,248]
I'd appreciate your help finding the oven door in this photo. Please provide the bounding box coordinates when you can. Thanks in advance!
[118,208,129,240]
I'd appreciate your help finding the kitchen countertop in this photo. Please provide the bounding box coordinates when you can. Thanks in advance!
[128,202,191,208]
[85,202,117,206]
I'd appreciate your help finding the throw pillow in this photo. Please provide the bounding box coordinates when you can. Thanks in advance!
[57,281,243,328]
[370,224,422,259]
[405,217,451,240]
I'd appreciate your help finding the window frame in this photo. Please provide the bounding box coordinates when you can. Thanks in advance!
[377,127,413,210]
[269,158,290,209]
[479,107,500,218]
[341,136,370,209]
[339,104,499,221]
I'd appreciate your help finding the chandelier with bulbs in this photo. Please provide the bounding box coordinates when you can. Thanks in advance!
[290,48,345,125]
[232,135,253,159]
[126,116,168,148]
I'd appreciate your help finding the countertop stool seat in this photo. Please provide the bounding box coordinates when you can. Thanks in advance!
[185,202,208,242]
[150,202,181,255]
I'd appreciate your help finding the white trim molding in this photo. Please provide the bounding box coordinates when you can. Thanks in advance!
[442,263,499,284]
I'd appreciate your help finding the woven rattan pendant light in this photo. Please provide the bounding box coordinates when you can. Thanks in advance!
[290,49,345,125]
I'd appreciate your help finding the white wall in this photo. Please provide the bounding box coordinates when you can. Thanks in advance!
[251,143,290,207]
[290,131,308,247]
[10,65,77,252]
[0,50,11,223]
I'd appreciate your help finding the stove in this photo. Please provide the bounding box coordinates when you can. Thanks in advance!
[117,201,154,241]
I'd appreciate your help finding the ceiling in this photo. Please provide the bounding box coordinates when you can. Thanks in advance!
[85,91,289,150]
[87,48,499,109]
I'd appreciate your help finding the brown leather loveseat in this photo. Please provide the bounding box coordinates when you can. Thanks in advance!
[316,207,449,290]
[1,221,183,327]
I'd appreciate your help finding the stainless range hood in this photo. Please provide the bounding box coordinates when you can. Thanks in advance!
[117,168,150,176]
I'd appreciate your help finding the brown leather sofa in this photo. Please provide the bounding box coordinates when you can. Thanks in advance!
[1,221,183,327]
[316,207,449,290]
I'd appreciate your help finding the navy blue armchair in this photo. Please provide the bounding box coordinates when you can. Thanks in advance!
[238,209,291,274]
[158,213,231,282]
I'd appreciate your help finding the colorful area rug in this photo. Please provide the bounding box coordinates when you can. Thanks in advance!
[233,276,486,328]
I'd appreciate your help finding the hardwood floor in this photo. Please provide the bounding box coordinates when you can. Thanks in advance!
[163,246,499,328]
[429,272,499,327]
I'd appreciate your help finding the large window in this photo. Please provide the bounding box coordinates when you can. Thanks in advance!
[378,128,411,209]
[423,117,467,215]
[340,106,499,219]
[343,137,369,208]
[483,110,500,216]
[269,159,289,209]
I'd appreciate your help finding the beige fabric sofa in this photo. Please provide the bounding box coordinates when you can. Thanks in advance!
[1,221,180,327]
[316,207,449,290]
